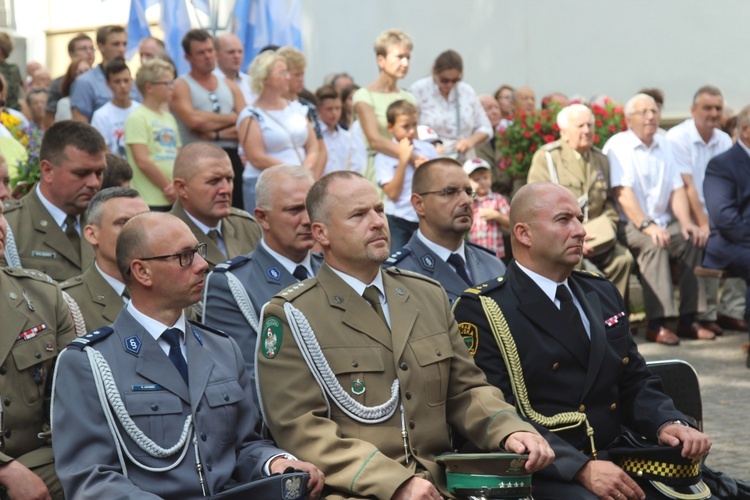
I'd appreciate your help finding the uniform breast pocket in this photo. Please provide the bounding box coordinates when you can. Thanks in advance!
[11,331,58,406]
[124,392,184,457]
[410,333,454,407]
[204,380,245,445]
[324,346,388,409]
[606,324,630,357]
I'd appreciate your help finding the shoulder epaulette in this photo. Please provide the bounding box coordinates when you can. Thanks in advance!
[461,276,507,299]
[466,241,497,256]
[3,267,55,284]
[67,326,115,351]
[187,319,228,337]
[277,279,317,301]
[2,199,22,213]
[384,247,411,266]
[542,141,561,151]
[384,266,441,287]
[572,269,606,280]
[591,145,604,154]
[60,275,84,289]
[213,254,252,273]
[228,207,255,220]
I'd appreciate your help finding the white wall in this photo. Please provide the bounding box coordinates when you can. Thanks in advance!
[12,0,750,116]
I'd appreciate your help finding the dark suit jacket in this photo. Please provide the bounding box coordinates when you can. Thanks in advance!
[170,202,262,269]
[52,309,283,498]
[452,261,685,482]
[386,233,506,303]
[703,142,750,279]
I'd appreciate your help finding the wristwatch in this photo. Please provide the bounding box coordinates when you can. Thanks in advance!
[638,219,654,231]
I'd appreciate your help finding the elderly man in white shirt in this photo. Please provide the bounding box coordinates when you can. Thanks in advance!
[604,93,710,346]
[666,85,745,334]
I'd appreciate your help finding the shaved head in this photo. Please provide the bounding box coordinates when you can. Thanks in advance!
[173,142,230,181]
[510,182,578,246]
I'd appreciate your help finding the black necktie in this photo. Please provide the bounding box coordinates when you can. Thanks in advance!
[363,286,389,330]
[292,265,309,281]
[162,328,189,384]
[447,253,472,286]
[64,215,81,258]
[555,285,591,348]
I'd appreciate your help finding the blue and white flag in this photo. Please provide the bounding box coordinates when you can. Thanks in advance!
[125,0,156,60]
[160,0,193,75]
[287,0,302,49]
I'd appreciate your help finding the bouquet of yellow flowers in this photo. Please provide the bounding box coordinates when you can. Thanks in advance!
[0,110,29,147]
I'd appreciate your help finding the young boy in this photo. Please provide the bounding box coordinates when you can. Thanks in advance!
[463,157,510,259]
[375,99,438,250]
[124,58,181,211]
[91,57,140,157]
[315,85,364,176]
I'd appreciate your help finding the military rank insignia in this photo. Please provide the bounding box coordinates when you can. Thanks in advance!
[458,322,479,355]
[261,317,283,359]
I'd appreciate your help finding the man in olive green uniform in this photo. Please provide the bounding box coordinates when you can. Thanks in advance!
[256,171,554,499]
[170,142,261,269]
[3,121,106,282]
[0,201,76,499]
[528,104,634,298]
[61,187,149,334]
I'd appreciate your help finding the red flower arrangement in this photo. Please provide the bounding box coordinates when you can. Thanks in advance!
[496,99,627,180]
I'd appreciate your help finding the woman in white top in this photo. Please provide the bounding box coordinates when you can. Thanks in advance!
[56,57,91,122]
[408,50,492,163]
[237,51,318,210]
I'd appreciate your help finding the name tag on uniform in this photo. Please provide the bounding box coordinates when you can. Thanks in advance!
[31,250,56,259]
[131,385,164,391]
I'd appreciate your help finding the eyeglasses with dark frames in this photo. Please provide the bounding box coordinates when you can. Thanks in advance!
[418,186,477,200]
[126,243,207,275]
[208,92,221,113]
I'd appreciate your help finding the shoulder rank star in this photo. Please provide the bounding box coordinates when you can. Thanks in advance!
[604,312,626,327]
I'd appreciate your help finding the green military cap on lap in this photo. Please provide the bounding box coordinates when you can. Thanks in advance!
[435,453,532,499]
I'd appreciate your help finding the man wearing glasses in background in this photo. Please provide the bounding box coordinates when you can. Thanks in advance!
[172,29,248,210]
[386,158,506,303]
[52,212,325,498]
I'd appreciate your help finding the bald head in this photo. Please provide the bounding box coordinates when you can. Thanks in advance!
[515,86,536,113]
[173,142,230,181]
[479,94,502,128]
[510,182,578,242]
[116,212,174,282]
[215,34,244,74]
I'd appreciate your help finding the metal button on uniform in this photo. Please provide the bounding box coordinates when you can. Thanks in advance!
[409,419,415,429]
[4,429,10,438]
[435,350,441,356]
[3,398,9,406]
[622,357,629,365]
[405,390,412,400]
[206,463,213,472]
[578,404,585,413]
[351,361,359,368]
[0,365,6,375]
[200,432,207,441]
[552,362,559,371]
[34,352,41,359]
[222,393,229,401]
[610,403,617,410]
[399,362,408,371]
[150,404,158,411]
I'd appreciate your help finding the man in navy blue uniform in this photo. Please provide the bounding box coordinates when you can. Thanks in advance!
[704,104,750,365]
[452,182,712,499]
[385,157,505,303]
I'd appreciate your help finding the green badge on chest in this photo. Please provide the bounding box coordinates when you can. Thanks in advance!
[261,317,283,359]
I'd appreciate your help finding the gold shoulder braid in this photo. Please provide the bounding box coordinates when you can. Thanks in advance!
[479,295,599,458]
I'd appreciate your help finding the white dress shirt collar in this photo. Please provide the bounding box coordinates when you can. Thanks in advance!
[260,238,313,277]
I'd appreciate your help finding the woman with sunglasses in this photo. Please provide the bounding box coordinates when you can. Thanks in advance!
[408,50,492,163]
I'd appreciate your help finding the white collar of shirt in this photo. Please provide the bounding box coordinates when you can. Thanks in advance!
[328,266,386,300]
[320,121,340,138]
[184,209,223,237]
[213,67,244,84]
[430,78,457,103]
[624,128,663,152]
[94,261,126,298]
[127,302,187,355]
[738,139,750,159]
[260,239,313,277]
[515,262,591,337]
[687,118,722,147]
[416,229,467,263]
[36,184,78,232]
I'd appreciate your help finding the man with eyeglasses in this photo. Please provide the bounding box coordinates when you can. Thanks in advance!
[52,212,325,499]
[71,25,142,123]
[386,157,506,303]
[603,93,708,345]
[172,29,247,210]
[45,33,96,129]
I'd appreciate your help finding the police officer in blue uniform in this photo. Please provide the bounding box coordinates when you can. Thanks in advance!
[385,158,505,303]
[52,212,324,499]
[203,165,322,378]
